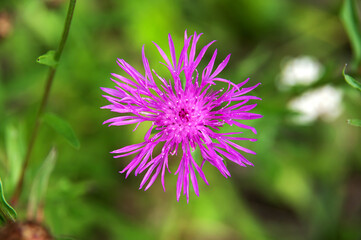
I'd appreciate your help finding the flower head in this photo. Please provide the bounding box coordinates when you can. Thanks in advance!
[288,85,342,124]
[279,56,324,89]
[101,31,262,202]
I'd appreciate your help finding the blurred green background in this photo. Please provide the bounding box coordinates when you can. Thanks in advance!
[0,0,360,239]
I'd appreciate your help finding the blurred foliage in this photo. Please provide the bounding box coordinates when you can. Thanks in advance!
[43,113,80,149]
[27,148,56,221]
[0,0,360,239]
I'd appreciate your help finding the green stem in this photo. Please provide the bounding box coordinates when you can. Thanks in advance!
[11,0,76,206]
[55,0,76,61]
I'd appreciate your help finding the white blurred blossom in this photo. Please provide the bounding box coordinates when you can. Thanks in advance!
[288,85,343,124]
[280,56,324,88]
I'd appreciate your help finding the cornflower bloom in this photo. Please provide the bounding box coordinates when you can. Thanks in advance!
[101,31,262,202]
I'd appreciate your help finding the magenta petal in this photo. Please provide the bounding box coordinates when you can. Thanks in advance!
[168,34,177,69]
[203,49,218,81]
[153,42,172,68]
[111,142,145,154]
[210,54,231,79]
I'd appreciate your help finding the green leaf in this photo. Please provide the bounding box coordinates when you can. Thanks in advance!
[36,50,58,68]
[343,65,361,91]
[4,122,25,192]
[0,178,17,225]
[27,148,57,220]
[43,113,80,149]
[341,0,361,64]
[347,119,361,127]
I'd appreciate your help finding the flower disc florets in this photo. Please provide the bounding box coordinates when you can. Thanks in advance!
[101,31,263,202]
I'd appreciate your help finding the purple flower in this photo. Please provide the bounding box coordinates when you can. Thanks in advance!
[101,31,262,202]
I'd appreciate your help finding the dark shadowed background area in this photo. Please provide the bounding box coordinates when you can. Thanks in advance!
[0,0,360,239]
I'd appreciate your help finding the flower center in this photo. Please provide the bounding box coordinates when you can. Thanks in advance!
[178,108,189,122]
